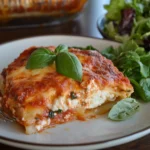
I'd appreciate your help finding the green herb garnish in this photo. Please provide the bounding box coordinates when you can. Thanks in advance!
[26,44,82,82]
[101,40,150,102]
[48,111,55,118]
[56,52,82,82]
[108,98,140,121]
[26,48,56,69]
[57,109,63,114]
[70,91,77,99]
[55,44,68,54]
[48,109,63,118]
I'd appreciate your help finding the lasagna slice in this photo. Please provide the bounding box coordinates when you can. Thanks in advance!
[0,46,133,134]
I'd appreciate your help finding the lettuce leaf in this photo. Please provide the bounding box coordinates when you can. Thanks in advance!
[130,78,150,102]
[104,0,126,21]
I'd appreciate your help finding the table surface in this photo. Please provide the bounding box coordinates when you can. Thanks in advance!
[0,0,150,149]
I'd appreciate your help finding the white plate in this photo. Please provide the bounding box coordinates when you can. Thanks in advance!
[0,35,150,150]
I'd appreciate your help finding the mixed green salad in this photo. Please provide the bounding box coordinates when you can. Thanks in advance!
[78,39,150,121]
[103,0,150,51]
[102,39,150,120]
[101,40,150,103]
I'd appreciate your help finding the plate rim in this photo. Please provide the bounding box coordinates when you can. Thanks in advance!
[0,34,119,46]
[0,127,149,147]
[0,35,150,149]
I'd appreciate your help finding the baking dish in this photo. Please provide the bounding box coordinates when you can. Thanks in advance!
[0,0,87,28]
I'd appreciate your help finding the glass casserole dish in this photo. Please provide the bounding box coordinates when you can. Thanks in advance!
[0,0,87,28]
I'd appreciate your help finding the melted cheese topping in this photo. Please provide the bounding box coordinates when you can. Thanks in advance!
[0,46,134,134]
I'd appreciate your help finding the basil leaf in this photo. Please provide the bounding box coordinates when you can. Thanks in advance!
[55,44,68,54]
[108,98,140,121]
[26,48,56,69]
[56,52,82,82]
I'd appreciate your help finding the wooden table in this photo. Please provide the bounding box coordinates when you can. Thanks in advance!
[0,0,149,149]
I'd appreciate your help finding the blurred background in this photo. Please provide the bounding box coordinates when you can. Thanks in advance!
[0,0,109,43]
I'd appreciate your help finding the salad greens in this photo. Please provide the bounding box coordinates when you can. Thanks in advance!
[104,0,125,21]
[108,98,140,121]
[103,0,150,50]
[101,40,150,102]
[70,45,97,50]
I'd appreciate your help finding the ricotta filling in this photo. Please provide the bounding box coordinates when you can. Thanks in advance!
[52,90,116,111]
